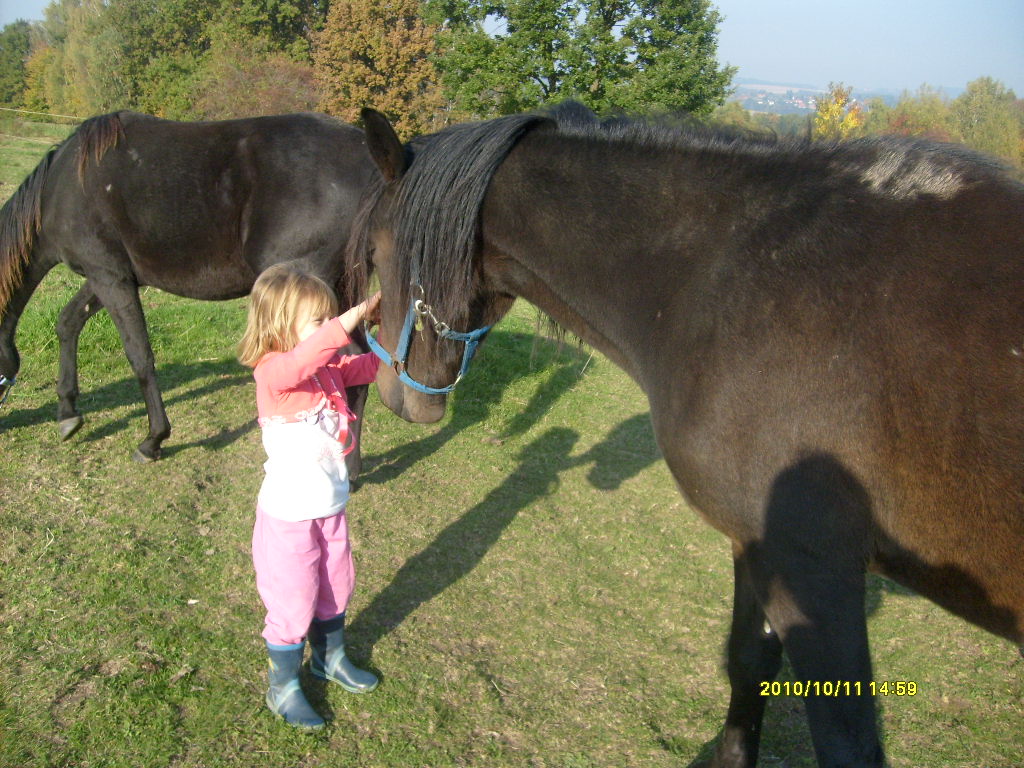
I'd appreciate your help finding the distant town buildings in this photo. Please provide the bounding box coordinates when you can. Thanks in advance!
[731,83,897,114]
[732,86,820,114]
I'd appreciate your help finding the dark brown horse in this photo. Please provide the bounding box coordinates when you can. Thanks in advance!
[0,111,377,468]
[347,107,1023,766]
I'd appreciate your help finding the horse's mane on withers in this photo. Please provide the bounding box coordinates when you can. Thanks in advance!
[75,112,126,183]
[0,112,125,318]
[346,103,1018,329]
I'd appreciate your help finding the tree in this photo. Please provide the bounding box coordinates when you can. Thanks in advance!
[193,19,318,118]
[884,85,956,142]
[951,77,1020,167]
[230,0,330,59]
[99,0,217,117]
[812,82,864,141]
[427,0,734,118]
[10,0,328,119]
[313,0,443,139]
[860,97,892,136]
[21,44,57,112]
[711,100,756,132]
[0,20,32,106]
[62,0,138,114]
[612,0,735,114]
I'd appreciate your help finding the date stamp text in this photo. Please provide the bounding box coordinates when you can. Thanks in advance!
[760,681,918,697]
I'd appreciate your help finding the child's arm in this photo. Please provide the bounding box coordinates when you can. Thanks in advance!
[337,352,380,387]
[338,292,381,335]
[256,293,381,391]
[334,293,383,386]
[255,320,353,391]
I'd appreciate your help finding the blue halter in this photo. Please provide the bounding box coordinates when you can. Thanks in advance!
[364,288,491,396]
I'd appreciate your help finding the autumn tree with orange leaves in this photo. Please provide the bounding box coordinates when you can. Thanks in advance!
[313,0,444,139]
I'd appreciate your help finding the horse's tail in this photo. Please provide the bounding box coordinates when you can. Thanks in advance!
[0,112,125,321]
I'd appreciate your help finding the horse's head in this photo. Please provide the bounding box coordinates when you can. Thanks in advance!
[353,109,513,424]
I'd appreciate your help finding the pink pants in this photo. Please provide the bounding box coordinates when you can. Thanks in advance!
[252,506,356,646]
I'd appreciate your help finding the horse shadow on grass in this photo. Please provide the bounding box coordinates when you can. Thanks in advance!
[349,422,990,765]
[0,358,254,451]
[680,454,1017,766]
[346,411,662,662]
[347,327,661,659]
[355,329,593,487]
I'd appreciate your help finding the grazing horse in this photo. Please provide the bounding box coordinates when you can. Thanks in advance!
[0,111,377,467]
[346,107,1023,767]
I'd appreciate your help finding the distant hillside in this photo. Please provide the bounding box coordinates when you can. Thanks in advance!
[730,77,964,114]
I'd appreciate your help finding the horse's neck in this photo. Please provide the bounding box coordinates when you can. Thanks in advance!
[481,134,726,384]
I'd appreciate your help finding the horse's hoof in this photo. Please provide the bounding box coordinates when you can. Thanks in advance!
[58,416,84,441]
[132,447,159,463]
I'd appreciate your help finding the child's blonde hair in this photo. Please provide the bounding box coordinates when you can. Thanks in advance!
[238,263,339,367]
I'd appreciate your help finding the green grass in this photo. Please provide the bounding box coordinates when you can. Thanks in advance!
[1,166,1021,768]
[0,118,75,198]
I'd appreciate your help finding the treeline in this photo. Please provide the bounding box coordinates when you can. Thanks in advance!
[0,0,734,138]
[720,80,1023,168]
[1,1,1021,168]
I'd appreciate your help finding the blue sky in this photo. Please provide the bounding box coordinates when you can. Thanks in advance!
[3,0,1022,94]
[714,0,1024,94]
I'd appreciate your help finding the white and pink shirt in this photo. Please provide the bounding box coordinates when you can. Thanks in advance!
[253,318,378,522]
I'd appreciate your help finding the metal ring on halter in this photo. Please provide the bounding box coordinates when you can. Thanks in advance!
[362,288,492,396]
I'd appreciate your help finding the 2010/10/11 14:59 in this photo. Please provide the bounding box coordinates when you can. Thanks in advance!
[760,680,918,697]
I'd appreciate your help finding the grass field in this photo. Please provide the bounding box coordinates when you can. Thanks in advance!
[0,116,75,198]
[1,137,1021,768]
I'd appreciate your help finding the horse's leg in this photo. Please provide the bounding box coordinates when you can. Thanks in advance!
[55,283,104,440]
[345,383,369,482]
[748,458,884,768]
[87,276,169,462]
[340,327,370,484]
[706,547,784,768]
[756,561,880,767]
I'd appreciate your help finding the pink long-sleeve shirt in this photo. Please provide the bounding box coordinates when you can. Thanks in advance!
[253,317,379,521]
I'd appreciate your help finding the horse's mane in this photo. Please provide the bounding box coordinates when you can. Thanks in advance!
[0,144,58,319]
[76,112,126,182]
[346,111,551,319]
[0,112,126,319]
[346,102,1017,323]
[395,113,550,323]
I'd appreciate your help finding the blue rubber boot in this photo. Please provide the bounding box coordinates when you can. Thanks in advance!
[308,614,379,693]
[265,642,325,729]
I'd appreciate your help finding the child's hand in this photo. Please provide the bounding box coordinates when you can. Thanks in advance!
[364,291,382,326]
[339,292,382,334]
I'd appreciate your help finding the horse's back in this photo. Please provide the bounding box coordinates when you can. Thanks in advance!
[41,112,374,299]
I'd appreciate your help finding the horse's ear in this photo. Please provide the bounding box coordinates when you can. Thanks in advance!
[361,108,406,182]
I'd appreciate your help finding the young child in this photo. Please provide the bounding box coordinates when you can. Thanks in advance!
[238,263,382,730]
